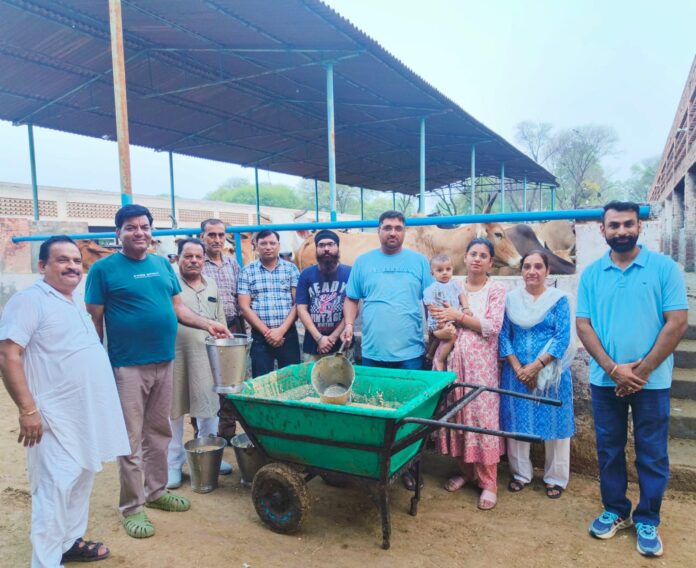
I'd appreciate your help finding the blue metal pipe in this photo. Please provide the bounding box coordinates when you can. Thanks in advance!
[168,151,176,225]
[360,186,364,232]
[314,179,319,222]
[27,124,39,221]
[326,63,337,222]
[233,232,244,267]
[254,167,260,223]
[419,117,425,213]
[500,162,505,213]
[470,144,476,214]
[523,175,528,212]
[11,207,651,244]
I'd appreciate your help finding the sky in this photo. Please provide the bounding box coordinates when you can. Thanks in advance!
[1,0,694,200]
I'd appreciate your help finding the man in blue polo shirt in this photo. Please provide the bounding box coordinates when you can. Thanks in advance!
[576,201,687,558]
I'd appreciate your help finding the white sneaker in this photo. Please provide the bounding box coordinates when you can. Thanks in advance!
[167,468,182,489]
[219,460,233,475]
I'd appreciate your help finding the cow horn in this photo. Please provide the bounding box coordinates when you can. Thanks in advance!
[482,191,499,214]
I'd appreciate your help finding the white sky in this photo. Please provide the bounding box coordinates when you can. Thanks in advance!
[1,0,694,199]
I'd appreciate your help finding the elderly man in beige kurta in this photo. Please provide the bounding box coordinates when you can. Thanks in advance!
[166,238,232,489]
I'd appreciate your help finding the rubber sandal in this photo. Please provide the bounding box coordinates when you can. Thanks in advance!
[478,489,497,511]
[61,538,110,563]
[122,512,155,539]
[444,475,467,492]
[145,490,191,512]
[545,484,564,499]
[507,479,526,493]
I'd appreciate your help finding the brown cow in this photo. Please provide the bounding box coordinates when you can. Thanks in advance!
[293,222,521,274]
[532,220,576,261]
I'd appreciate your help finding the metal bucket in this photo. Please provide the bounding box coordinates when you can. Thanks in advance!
[205,334,252,394]
[231,433,267,488]
[310,347,355,405]
[185,435,226,494]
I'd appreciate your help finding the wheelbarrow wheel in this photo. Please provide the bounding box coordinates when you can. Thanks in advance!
[252,463,310,534]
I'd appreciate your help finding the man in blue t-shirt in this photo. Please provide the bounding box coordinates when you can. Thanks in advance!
[577,201,688,558]
[85,204,229,540]
[341,211,432,368]
[296,230,351,358]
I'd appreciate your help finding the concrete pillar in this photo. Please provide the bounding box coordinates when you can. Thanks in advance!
[685,171,696,271]
[673,187,684,261]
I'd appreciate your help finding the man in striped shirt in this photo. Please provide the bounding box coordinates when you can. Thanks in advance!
[238,229,301,377]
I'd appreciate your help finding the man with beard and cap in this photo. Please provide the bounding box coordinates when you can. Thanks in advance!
[576,201,687,558]
[238,229,301,377]
[296,230,351,359]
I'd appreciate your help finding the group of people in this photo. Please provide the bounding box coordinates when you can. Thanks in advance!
[0,201,687,565]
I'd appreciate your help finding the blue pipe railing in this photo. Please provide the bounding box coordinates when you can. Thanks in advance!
[10,206,651,245]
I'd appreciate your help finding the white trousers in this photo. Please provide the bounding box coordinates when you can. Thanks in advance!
[27,428,95,568]
[167,415,220,470]
[507,438,571,488]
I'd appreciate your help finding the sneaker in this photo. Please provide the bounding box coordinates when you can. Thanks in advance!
[219,460,233,475]
[635,523,663,557]
[589,511,633,539]
[166,468,182,489]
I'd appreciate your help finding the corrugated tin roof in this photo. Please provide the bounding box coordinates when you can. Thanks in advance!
[0,0,556,193]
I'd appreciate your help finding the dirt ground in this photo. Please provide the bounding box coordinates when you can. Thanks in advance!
[1,389,694,568]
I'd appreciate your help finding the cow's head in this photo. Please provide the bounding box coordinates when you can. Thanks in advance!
[477,223,521,268]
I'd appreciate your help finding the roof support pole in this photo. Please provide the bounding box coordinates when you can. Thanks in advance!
[254,167,260,223]
[539,183,543,211]
[392,191,396,210]
[168,152,177,227]
[523,175,528,212]
[27,124,39,221]
[500,162,505,213]
[326,63,337,222]
[234,232,244,267]
[551,186,556,211]
[360,186,364,232]
[314,179,320,222]
[108,0,133,206]
[419,117,426,213]
[470,144,476,214]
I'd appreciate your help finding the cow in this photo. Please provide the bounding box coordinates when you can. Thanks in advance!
[293,222,522,274]
[532,220,576,262]
[504,224,576,275]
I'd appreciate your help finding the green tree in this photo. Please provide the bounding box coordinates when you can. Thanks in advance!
[207,182,302,209]
[620,156,659,202]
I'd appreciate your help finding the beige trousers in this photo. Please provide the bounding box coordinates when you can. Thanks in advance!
[114,361,174,516]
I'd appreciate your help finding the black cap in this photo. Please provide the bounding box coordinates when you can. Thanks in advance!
[314,229,340,246]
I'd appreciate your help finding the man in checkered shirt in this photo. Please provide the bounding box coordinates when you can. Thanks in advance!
[200,218,243,443]
[238,229,301,377]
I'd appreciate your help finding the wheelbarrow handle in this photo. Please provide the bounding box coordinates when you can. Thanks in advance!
[399,416,543,444]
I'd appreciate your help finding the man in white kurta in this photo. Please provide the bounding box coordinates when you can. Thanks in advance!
[167,238,231,489]
[0,236,130,567]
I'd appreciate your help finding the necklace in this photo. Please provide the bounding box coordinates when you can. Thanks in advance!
[465,275,488,293]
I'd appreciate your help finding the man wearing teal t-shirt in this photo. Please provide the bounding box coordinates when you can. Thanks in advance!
[577,201,688,557]
[85,205,229,540]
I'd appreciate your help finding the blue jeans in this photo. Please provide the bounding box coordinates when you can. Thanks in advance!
[250,327,301,378]
[361,355,424,370]
[591,385,670,526]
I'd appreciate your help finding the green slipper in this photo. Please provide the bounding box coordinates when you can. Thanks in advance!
[122,512,155,539]
[145,491,191,512]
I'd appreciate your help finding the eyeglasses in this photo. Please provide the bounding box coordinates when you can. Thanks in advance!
[317,242,338,249]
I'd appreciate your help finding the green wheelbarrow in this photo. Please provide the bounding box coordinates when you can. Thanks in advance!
[226,362,560,549]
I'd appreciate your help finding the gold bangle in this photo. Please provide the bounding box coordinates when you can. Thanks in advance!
[609,364,618,377]
[20,408,38,417]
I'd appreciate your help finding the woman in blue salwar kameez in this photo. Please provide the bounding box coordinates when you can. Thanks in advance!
[499,250,576,499]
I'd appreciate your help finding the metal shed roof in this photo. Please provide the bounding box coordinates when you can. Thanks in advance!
[0,0,556,194]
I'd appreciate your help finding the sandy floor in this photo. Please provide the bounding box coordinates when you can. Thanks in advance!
[1,388,694,568]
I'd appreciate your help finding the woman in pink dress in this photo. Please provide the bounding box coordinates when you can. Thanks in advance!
[431,237,506,510]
